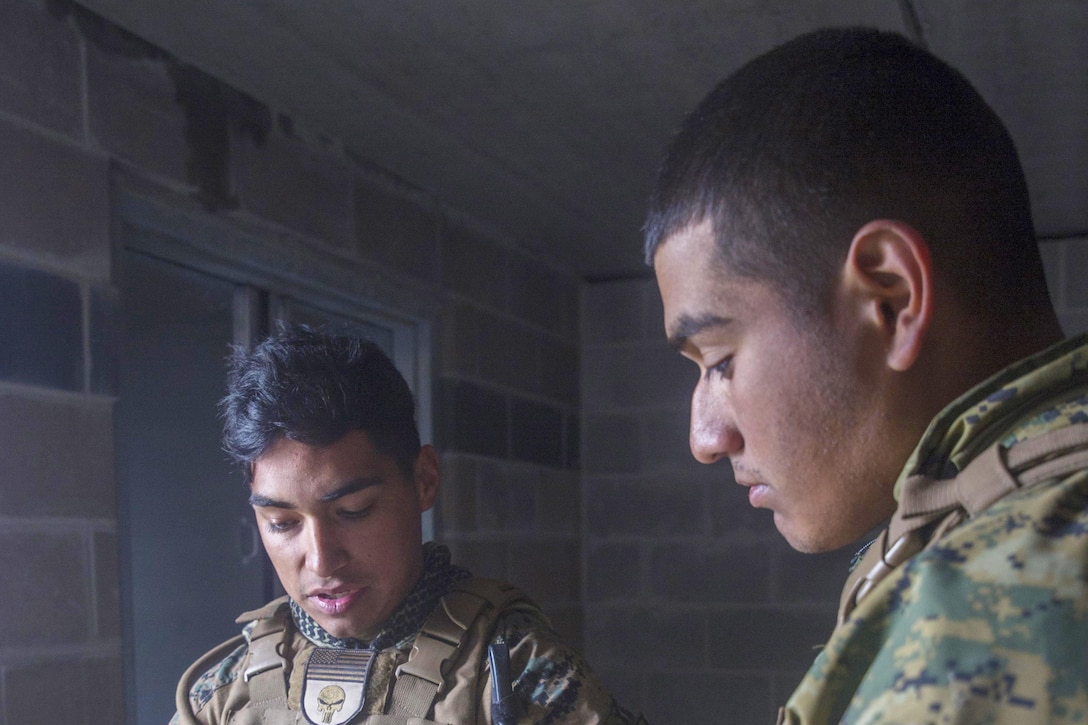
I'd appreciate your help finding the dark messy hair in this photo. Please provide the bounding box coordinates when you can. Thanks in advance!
[220,323,421,482]
[645,27,1049,319]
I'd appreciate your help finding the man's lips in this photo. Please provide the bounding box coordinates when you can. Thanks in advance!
[307,586,364,615]
[746,483,769,508]
[736,478,769,508]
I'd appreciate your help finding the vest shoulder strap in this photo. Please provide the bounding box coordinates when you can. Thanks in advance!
[840,422,1088,622]
[240,599,292,713]
[389,577,534,719]
[173,599,292,724]
[242,598,291,683]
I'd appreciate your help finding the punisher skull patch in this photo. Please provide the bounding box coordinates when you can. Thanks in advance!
[301,648,374,725]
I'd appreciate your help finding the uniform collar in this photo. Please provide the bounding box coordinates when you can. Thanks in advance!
[894,334,1088,501]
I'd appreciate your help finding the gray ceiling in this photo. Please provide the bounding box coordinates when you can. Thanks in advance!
[75,0,1087,278]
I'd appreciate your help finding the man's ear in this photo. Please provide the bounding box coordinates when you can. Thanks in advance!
[413,444,441,511]
[843,220,933,372]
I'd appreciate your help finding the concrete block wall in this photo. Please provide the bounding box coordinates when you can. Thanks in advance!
[0,3,123,720]
[579,234,1088,725]
[0,1,582,721]
[434,218,584,644]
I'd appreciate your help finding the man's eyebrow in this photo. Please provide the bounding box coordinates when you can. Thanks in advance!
[248,493,291,509]
[319,477,382,503]
[667,313,733,351]
[248,477,382,508]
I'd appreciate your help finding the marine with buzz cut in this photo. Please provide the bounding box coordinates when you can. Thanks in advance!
[170,323,646,725]
[645,27,1088,723]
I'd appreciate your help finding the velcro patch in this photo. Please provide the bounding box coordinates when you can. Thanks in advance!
[301,648,375,725]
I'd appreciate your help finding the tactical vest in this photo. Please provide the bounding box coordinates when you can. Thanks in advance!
[838,423,1088,623]
[776,422,1088,724]
[175,577,534,725]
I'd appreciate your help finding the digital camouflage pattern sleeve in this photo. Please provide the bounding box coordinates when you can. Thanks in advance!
[502,604,647,725]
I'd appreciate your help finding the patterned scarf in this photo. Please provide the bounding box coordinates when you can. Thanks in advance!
[290,542,472,651]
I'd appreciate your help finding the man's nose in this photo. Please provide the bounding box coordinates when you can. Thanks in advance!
[306,521,347,577]
[689,382,742,464]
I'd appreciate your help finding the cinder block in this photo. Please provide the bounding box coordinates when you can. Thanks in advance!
[508,539,580,603]
[4,658,87,723]
[773,671,810,714]
[581,340,692,411]
[649,542,770,603]
[585,474,706,537]
[581,413,642,474]
[540,604,583,653]
[535,468,580,534]
[354,176,438,280]
[643,672,776,725]
[440,222,508,309]
[436,378,508,458]
[478,311,538,392]
[1060,310,1088,336]
[238,133,353,248]
[563,411,579,469]
[434,454,478,534]
[590,669,645,722]
[510,396,564,468]
[0,117,111,278]
[443,539,508,581]
[475,464,512,532]
[642,280,667,339]
[583,606,704,666]
[84,656,125,724]
[508,255,578,339]
[0,0,83,138]
[438,301,480,378]
[0,530,89,646]
[585,542,641,602]
[771,543,855,605]
[538,336,578,405]
[3,655,123,724]
[0,392,115,518]
[707,606,835,671]
[86,43,189,185]
[476,459,536,532]
[642,406,698,472]
[0,263,83,391]
[582,277,653,345]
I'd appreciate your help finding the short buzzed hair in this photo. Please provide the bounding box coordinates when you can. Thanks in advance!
[645,27,1049,319]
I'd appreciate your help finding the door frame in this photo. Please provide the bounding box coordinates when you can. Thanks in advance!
[113,186,435,723]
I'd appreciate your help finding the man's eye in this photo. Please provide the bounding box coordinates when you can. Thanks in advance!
[707,356,733,379]
[340,506,373,520]
[265,519,298,534]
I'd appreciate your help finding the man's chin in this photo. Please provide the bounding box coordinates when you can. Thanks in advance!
[775,514,828,554]
[310,612,377,641]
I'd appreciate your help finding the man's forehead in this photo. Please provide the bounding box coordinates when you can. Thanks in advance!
[653,218,718,265]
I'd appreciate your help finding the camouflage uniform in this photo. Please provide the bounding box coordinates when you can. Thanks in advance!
[782,335,1088,724]
[172,543,645,725]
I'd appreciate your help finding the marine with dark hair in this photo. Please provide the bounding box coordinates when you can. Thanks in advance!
[171,324,646,725]
[647,27,1088,723]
